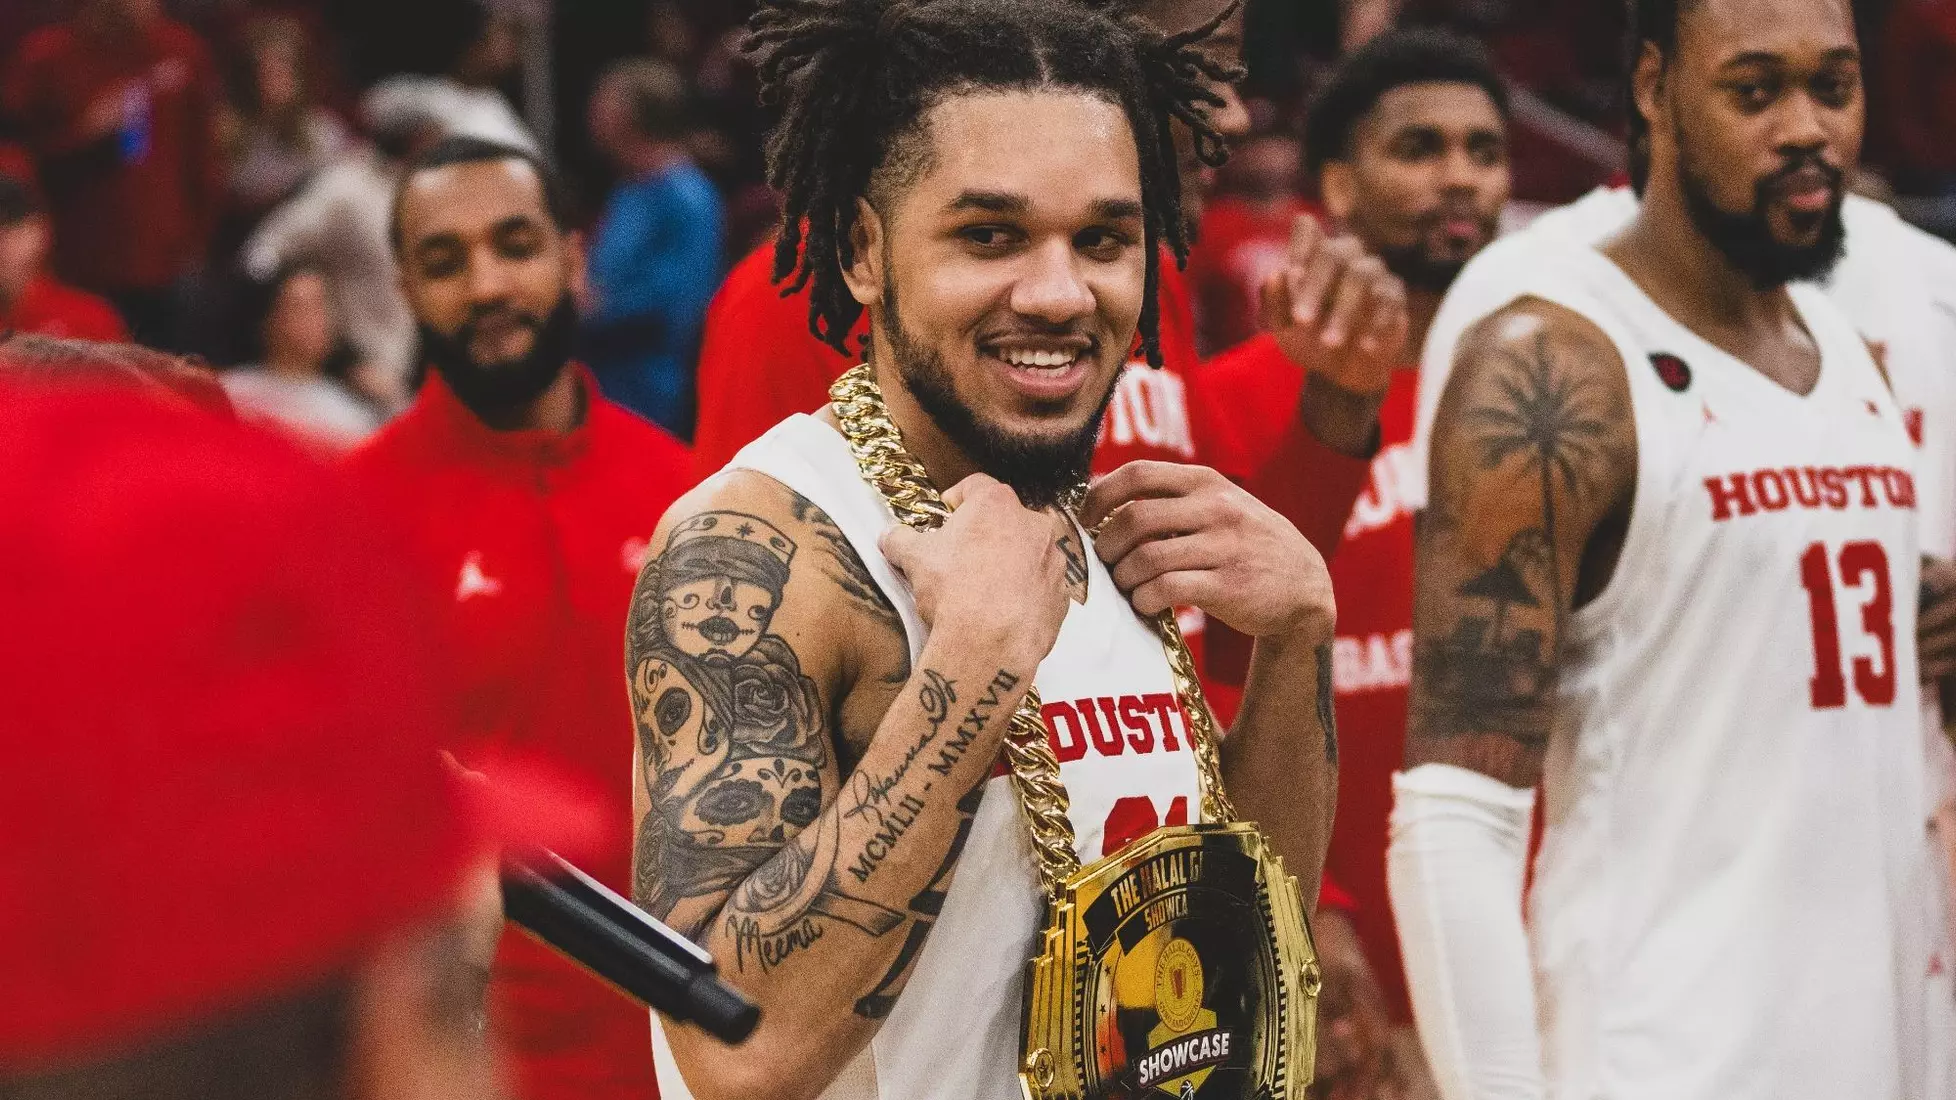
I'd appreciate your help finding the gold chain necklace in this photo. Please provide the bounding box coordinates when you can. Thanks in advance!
[827,363,1236,895]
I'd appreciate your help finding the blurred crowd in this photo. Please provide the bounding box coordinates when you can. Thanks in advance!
[2,0,1950,451]
[5,2,1956,1100]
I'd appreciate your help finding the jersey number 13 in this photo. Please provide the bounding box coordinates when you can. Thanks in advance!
[1799,540,1897,709]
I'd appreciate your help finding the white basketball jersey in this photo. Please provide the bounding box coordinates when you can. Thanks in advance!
[1410,238,1935,1100]
[1419,198,1956,1096]
[650,414,1205,1100]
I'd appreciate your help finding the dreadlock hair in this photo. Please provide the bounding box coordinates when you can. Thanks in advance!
[1625,0,1702,195]
[746,0,1242,367]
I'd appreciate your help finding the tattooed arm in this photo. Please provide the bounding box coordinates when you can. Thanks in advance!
[1403,298,1635,785]
[1083,460,1340,900]
[631,471,1069,1100]
[1388,298,1633,1100]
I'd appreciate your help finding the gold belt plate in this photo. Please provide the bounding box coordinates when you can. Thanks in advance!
[1019,823,1320,1100]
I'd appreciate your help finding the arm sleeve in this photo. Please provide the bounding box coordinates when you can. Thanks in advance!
[1386,762,1547,1100]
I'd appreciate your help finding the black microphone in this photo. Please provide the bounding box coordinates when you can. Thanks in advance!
[501,851,759,1043]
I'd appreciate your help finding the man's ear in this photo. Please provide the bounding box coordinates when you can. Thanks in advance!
[564,229,590,305]
[1318,162,1357,224]
[841,198,886,310]
[1632,41,1669,148]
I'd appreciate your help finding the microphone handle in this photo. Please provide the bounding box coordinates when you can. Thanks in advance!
[501,855,759,1043]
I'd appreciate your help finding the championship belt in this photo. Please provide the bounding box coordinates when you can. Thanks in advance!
[829,365,1321,1100]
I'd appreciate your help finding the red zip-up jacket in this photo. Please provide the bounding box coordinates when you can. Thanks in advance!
[347,368,692,1100]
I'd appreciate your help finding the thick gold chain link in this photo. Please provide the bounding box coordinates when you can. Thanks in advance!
[1153,609,1237,825]
[827,363,1234,895]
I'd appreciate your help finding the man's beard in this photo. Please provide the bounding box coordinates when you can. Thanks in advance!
[881,277,1114,511]
[1378,242,1469,295]
[1375,207,1500,293]
[419,294,577,417]
[1678,140,1847,291]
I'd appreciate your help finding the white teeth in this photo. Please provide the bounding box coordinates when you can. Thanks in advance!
[999,348,1078,369]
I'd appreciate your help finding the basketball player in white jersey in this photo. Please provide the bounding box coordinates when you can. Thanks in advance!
[1424,162,1956,1099]
[1386,0,1943,1098]
[623,2,1399,1097]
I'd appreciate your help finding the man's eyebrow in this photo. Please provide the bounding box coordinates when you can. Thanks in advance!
[412,231,462,254]
[1091,198,1146,223]
[947,190,1029,215]
[1719,46,1860,70]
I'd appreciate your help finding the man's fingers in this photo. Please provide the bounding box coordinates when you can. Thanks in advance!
[1259,269,1291,335]
[1921,660,1956,685]
[1092,496,1214,563]
[1288,242,1346,330]
[1319,259,1379,350]
[1921,593,1956,638]
[1094,495,1218,564]
[878,524,921,576]
[1920,619,1956,656]
[1356,280,1411,361]
[1130,569,1218,617]
[1278,215,1322,328]
[1287,213,1325,267]
[1109,535,1221,594]
[942,472,1003,511]
[1079,460,1212,529]
[1918,632,1956,669]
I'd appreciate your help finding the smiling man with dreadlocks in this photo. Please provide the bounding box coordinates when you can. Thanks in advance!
[629,1,1337,1098]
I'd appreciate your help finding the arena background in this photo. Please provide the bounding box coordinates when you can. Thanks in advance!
[2,0,1948,420]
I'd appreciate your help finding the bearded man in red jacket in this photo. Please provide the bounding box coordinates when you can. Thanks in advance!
[347,135,691,1100]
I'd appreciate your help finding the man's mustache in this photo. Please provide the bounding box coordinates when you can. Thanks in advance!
[458,306,545,344]
[1412,201,1497,237]
[1760,153,1844,198]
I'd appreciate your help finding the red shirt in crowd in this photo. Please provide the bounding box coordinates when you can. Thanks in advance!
[1205,338,1419,1021]
[1874,0,1956,180]
[690,244,852,479]
[1184,195,1323,354]
[346,369,692,1100]
[2,17,222,293]
[692,241,1373,696]
[1,274,127,341]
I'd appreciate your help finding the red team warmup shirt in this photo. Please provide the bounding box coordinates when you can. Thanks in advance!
[1205,337,1418,1021]
[347,369,692,1100]
[692,242,1373,695]
[2,18,222,294]
[1184,195,1324,353]
[1,274,127,341]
